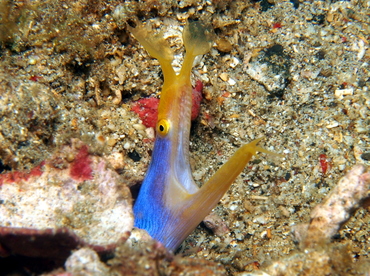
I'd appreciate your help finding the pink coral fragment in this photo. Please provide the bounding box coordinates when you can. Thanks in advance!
[293,164,370,249]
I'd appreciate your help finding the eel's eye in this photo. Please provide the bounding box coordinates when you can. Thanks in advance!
[156,119,170,136]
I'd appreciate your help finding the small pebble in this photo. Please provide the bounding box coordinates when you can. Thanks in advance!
[219,72,229,82]
[361,153,370,161]
[215,38,233,52]
[123,142,131,150]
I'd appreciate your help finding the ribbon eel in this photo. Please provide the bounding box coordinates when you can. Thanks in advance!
[130,21,274,251]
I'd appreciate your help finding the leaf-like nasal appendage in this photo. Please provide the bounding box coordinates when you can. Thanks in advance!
[128,22,173,64]
[183,21,214,57]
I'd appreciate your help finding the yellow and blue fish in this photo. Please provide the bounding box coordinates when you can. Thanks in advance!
[129,21,274,251]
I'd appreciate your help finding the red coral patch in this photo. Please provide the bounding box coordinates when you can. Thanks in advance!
[319,154,331,174]
[191,80,203,121]
[131,80,204,128]
[0,162,45,185]
[70,146,93,182]
[131,97,159,128]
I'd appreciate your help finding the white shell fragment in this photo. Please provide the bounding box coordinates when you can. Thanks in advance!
[0,140,133,247]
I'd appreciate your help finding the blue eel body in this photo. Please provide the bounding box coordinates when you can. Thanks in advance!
[130,21,275,251]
